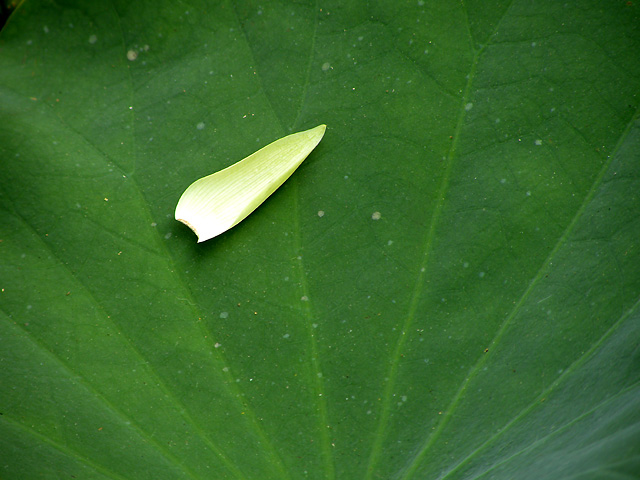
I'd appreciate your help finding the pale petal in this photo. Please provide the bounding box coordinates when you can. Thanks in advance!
[175,124,326,242]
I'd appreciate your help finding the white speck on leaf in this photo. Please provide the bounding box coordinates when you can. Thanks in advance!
[372,211,381,220]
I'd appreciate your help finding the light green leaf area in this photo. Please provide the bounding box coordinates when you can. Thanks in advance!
[1,1,639,479]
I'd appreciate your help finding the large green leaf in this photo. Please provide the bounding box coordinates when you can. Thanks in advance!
[1,1,639,478]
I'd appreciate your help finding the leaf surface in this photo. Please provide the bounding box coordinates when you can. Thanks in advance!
[1,1,639,479]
